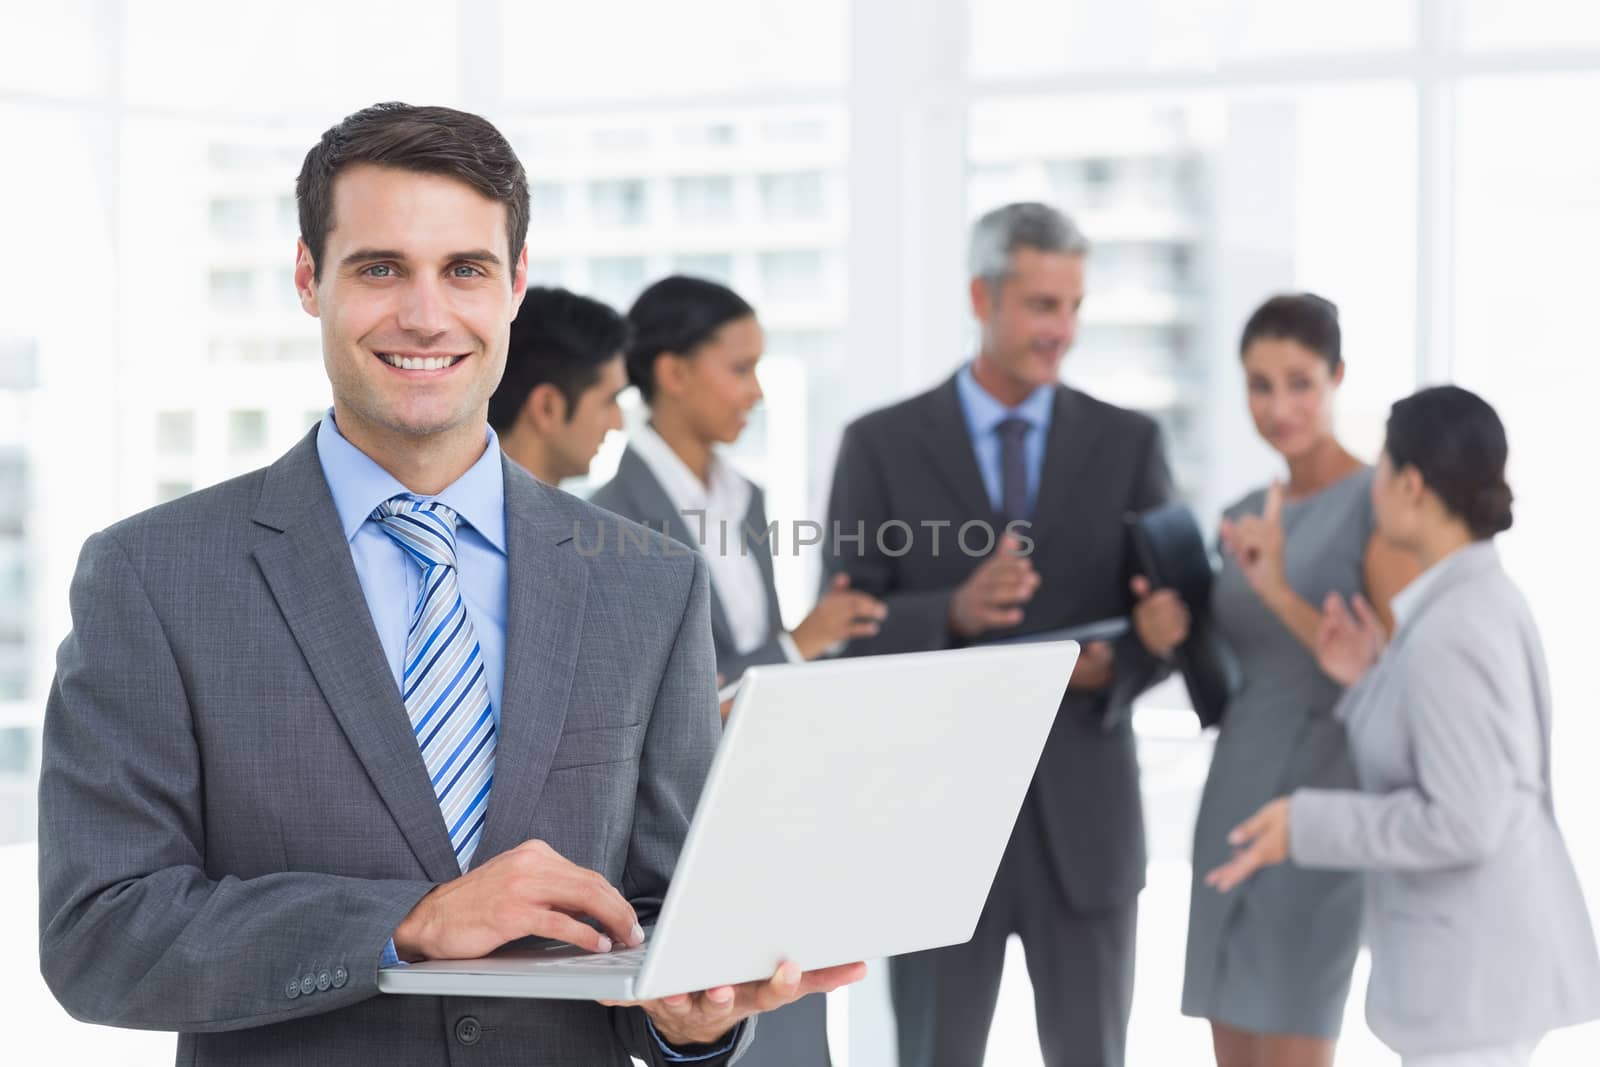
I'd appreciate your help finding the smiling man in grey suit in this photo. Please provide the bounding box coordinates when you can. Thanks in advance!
[36,102,861,1067]
[823,202,1175,1067]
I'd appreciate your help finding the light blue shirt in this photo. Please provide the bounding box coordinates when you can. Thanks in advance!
[315,413,507,720]
[317,414,730,1062]
[954,361,1056,517]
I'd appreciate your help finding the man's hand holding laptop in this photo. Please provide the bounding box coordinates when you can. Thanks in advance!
[391,837,866,1045]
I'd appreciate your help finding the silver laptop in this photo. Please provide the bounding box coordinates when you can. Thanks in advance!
[378,640,1079,1000]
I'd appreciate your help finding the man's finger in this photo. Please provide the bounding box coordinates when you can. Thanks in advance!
[523,911,617,954]
[1130,575,1151,599]
[829,572,851,592]
[527,862,642,948]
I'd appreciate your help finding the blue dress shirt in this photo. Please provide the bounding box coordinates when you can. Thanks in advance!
[317,414,732,1063]
[953,362,1056,519]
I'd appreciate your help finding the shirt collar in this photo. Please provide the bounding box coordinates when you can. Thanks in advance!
[955,361,1056,438]
[315,411,507,555]
[1390,540,1498,628]
[629,421,750,516]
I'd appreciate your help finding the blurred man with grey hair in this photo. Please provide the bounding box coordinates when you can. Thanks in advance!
[823,201,1177,1066]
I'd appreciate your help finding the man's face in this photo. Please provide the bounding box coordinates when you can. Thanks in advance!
[548,356,628,480]
[294,164,527,449]
[971,249,1085,391]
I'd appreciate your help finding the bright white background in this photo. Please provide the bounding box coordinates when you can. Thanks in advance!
[2,2,1599,1064]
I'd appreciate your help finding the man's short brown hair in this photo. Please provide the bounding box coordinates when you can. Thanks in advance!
[295,102,529,280]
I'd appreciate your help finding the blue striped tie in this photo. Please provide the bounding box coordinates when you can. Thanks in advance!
[373,496,495,870]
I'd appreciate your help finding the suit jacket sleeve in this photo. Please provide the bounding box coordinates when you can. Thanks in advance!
[823,422,955,655]
[1289,629,1520,871]
[611,550,753,1064]
[37,531,434,1032]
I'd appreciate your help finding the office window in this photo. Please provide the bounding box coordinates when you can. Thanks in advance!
[765,329,835,361]
[156,480,193,504]
[276,194,298,234]
[208,197,257,239]
[1463,0,1600,51]
[529,181,566,225]
[526,259,565,287]
[228,409,268,453]
[156,411,195,455]
[589,257,648,309]
[674,176,736,224]
[967,0,1414,79]
[759,250,825,301]
[589,180,647,227]
[208,269,255,311]
[0,337,38,390]
[273,339,320,362]
[672,254,736,283]
[677,122,738,147]
[760,172,824,221]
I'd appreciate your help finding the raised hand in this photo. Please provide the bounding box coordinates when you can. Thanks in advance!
[1315,591,1386,687]
[1220,481,1288,600]
[790,573,889,659]
[947,534,1040,639]
[1204,797,1291,893]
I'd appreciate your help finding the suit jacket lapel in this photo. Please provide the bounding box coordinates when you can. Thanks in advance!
[250,431,461,883]
[1026,386,1102,547]
[472,459,590,864]
[745,487,784,636]
[616,447,738,650]
[916,374,999,523]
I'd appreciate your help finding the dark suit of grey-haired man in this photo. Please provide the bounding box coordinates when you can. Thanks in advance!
[823,202,1176,1067]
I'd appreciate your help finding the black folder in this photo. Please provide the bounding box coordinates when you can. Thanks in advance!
[1125,503,1240,729]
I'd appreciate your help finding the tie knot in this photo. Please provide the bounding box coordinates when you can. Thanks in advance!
[373,496,462,570]
[996,416,1031,444]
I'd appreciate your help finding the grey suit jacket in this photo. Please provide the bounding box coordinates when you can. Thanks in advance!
[590,446,789,684]
[1291,542,1600,1056]
[822,374,1174,911]
[37,429,752,1066]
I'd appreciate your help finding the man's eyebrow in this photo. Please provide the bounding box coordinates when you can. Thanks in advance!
[338,248,505,269]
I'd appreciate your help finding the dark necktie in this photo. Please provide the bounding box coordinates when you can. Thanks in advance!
[996,416,1032,524]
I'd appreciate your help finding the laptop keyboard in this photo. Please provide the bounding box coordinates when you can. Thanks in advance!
[543,943,648,970]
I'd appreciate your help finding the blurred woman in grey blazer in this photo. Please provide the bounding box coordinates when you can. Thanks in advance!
[1209,385,1600,1067]
[590,275,886,1067]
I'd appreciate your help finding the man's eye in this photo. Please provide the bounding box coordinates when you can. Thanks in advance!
[364,264,394,278]
[452,264,484,278]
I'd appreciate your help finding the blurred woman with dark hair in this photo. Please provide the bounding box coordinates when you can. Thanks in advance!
[1206,385,1600,1067]
[1134,293,1417,1067]
[591,276,886,1066]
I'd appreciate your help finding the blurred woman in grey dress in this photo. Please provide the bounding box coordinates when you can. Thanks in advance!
[1134,294,1415,1067]
[1209,386,1600,1067]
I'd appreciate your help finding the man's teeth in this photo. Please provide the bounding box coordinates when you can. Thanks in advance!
[380,353,458,371]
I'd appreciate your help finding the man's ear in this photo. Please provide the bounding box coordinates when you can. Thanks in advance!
[510,243,529,313]
[293,239,320,317]
[969,276,996,324]
[525,383,569,430]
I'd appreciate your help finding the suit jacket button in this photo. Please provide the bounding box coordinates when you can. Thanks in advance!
[331,966,349,989]
[316,970,332,992]
[299,974,316,996]
[455,1016,482,1045]
[285,979,301,1000]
